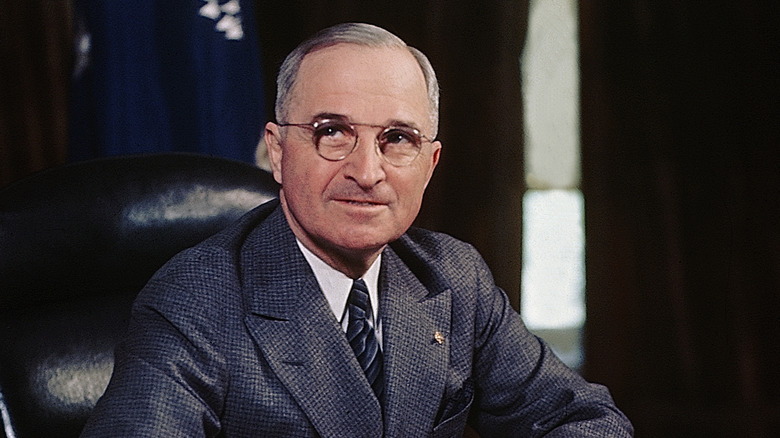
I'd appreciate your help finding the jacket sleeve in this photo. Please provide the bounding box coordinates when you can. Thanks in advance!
[466,252,634,437]
[80,263,230,437]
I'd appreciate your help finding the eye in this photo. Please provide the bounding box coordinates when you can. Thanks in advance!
[381,128,418,146]
[313,120,352,141]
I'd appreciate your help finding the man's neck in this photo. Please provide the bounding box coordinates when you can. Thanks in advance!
[307,241,383,279]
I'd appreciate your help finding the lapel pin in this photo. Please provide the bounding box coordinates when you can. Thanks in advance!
[434,331,445,345]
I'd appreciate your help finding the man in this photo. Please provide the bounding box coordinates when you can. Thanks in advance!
[82,23,633,437]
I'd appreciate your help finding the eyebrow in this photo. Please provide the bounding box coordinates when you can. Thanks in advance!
[311,112,349,122]
[309,112,422,131]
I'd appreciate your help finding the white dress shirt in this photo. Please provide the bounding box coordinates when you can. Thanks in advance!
[296,239,383,349]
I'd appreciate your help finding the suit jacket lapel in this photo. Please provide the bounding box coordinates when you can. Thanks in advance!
[241,207,382,437]
[380,246,452,435]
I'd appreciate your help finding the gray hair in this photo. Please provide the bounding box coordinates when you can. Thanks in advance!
[275,23,440,136]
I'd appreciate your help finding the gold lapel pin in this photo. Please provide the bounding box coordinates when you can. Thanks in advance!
[434,331,445,345]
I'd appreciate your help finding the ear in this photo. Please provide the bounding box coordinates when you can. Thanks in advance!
[264,122,284,185]
[424,140,442,186]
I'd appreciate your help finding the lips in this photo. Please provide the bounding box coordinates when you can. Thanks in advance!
[329,191,392,210]
[336,198,387,207]
[330,188,391,206]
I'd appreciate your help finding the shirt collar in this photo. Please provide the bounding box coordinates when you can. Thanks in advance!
[295,239,381,324]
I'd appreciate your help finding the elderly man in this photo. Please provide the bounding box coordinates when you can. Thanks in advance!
[82,23,632,437]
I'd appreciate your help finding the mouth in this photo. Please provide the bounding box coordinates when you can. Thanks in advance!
[337,198,386,207]
[329,186,392,211]
[331,194,390,209]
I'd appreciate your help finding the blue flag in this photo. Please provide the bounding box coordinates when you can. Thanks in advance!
[69,0,265,163]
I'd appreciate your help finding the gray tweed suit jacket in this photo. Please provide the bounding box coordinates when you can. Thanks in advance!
[81,200,632,437]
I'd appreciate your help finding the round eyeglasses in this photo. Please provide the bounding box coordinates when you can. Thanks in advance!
[278,118,434,167]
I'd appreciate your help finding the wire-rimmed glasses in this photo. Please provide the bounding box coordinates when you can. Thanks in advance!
[278,118,434,167]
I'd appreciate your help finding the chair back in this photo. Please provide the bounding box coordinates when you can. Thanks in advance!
[0,153,278,437]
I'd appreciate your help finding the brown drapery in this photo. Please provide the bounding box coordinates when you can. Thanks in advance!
[581,1,779,436]
[0,0,72,186]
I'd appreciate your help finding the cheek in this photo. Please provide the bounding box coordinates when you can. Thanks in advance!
[280,153,337,205]
[394,176,429,218]
[281,148,313,185]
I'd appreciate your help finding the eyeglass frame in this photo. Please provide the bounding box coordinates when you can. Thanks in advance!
[276,118,436,167]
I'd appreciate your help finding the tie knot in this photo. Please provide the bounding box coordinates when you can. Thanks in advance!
[348,279,371,320]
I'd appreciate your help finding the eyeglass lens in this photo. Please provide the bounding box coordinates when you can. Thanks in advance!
[312,120,422,166]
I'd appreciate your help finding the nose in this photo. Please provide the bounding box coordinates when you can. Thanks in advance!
[342,132,386,188]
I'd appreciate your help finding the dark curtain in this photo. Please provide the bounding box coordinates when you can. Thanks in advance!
[581,1,780,436]
[0,0,72,186]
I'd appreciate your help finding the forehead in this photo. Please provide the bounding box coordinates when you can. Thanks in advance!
[290,44,431,129]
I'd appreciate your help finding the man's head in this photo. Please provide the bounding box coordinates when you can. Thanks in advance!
[274,23,440,137]
[264,23,442,278]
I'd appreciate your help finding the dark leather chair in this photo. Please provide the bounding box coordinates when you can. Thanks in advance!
[0,153,278,438]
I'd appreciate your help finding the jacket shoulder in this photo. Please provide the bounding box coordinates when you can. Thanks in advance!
[391,228,492,291]
[397,227,479,261]
[154,200,279,278]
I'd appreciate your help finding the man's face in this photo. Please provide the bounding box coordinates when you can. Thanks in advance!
[265,43,441,273]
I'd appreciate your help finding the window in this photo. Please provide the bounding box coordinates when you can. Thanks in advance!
[520,0,584,369]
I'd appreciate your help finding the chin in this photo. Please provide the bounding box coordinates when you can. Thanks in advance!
[333,230,399,253]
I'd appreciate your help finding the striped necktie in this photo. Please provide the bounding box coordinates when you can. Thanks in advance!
[346,279,385,401]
